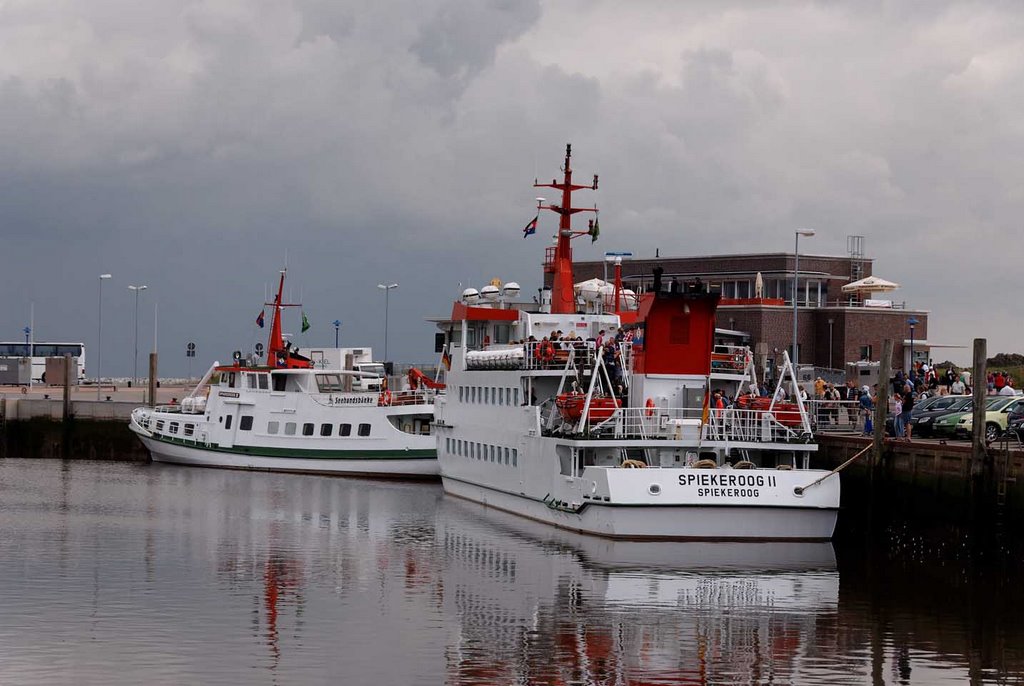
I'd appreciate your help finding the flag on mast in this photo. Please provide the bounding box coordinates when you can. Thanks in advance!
[588,215,600,243]
[301,311,311,333]
[523,215,538,238]
[256,310,265,328]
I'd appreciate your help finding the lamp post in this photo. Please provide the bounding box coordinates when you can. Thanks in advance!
[908,316,919,381]
[333,320,341,348]
[792,229,815,367]
[128,285,148,388]
[97,274,112,400]
[377,283,398,361]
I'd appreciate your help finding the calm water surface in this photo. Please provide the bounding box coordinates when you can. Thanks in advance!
[0,459,1021,685]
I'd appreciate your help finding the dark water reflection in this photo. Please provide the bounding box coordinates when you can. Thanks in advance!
[0,459,1020,685]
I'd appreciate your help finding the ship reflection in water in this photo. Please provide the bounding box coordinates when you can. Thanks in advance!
[0,459,1020,685]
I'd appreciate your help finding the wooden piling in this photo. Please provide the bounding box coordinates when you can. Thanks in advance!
[148,353,158,408]
[971,338,987,468]
[872,339,894,470]
[62,353,72,422]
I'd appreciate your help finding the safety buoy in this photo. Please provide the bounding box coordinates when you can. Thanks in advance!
[645,398,655,417]
[379,390,392,406]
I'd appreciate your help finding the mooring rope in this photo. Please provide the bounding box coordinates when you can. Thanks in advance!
[793,444,872,495]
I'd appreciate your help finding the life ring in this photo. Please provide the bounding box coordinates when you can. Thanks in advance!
[379,390,392,406]
[645,398,655,417]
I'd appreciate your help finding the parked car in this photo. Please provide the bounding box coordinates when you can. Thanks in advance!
[908,395,972,437]
[956,396,1024,441]
[931,398,992,438]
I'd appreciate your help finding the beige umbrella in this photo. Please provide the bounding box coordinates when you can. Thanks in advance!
[841,275,900,293]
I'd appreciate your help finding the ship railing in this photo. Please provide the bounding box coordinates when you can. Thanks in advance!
[523,340,632,374]
[384,389,435,407]
[803,399,864,434]
[710,345,753,374]
[555,404,814,443]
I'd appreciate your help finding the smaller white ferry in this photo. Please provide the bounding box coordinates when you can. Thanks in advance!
[433,145,840,540]
[129,270,441,477]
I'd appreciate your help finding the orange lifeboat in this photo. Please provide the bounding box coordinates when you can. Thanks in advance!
[556,393,621,423]
[734,395,803,427]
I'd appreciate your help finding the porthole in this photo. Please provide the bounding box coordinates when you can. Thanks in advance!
[648,484,662,496]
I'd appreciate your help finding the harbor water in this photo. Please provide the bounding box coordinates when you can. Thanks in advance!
[0,458,1021,685]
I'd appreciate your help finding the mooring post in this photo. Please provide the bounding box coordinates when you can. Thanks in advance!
[148,353,158,408]
[871,339,894,472]
[971,337,989,478]
[62,352,72,422]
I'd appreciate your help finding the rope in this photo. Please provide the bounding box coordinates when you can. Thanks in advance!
[793,444,871,495]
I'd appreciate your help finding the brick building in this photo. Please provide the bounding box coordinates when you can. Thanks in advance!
[574,243,929,379]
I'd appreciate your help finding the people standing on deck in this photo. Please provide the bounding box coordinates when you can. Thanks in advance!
[901,383,915,441]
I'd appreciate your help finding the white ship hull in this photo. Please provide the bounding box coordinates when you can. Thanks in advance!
[442,471,837,541]
[137,433,437,477]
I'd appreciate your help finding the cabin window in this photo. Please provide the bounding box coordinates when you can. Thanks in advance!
[494,324,511,344]
[168,422,179,434]
[284,422,296,436]
[267,421,279,435]
[183,424,194,437]
[512,449,518,467]
[258,374,269,390]
[240,416,253,431]
[272,374,287,392]
[316,374,344,393]
[155,420,165,432]
[320,423,333,437]
[459,387,464,403]
[228,373,236,388]
[445,437,450,453]
[504,447,510,465]
[358,423,371,437]
[302,423,314,436]
[498,388,504,405]
[340,423,352,436]
[247,375,257,389]
[512,388,519,405]
[224,415,233,430]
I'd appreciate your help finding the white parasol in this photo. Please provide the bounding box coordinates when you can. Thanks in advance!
[841,275,901,293]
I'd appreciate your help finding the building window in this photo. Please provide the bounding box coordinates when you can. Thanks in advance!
[339,424,352,436]
[859,345,873,361]
[320,423,333,437]
[284,422,296,436]
[240,416,253,431]
[303,423,315,436]
[268,421,279,435]
[358,423,371,436]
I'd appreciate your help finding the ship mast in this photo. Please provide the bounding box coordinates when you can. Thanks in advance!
[535,144,598,314]
[268,270,287,367]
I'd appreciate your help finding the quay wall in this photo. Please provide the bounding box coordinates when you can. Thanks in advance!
[816,433,1024,523]
[0,397,148,461]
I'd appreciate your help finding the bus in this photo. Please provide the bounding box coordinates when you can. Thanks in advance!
[0,342,87,383]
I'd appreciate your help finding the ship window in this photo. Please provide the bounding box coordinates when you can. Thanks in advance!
[258,374,269,390]
[316,374,344,393]
[302,423,314,436]
[491,445,497,463]
[513,388,519,405]
[169,422,179,434]
[155,420,165,432]
[498,388,504,405]
[320,423,333,437]
[225,415,233,430]
[504,447,510,465]
[247,374,257,389]
[268,421,279,435]
[239,416,253,431]
[272,374,287,392]
[459,387,464,403]
[339,424,352,436]
[358,423,371,437]
[445,437,450,453]
[494,324,511,344]
[183,424,194,437]
[470,387,476,403]
[512,449,518,467]
[284,422,296,436]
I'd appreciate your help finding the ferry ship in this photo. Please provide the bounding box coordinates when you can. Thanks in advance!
[432,145,840,539]
[129,270,440,477]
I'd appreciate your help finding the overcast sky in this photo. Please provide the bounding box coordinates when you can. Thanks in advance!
[2,0,1021,376]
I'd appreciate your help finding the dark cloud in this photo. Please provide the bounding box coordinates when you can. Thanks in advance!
[1,1,1021,375]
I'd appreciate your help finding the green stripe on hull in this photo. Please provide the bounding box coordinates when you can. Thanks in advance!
[151,434,436,460]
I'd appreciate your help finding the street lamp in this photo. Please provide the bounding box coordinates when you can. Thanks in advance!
[128,285,148,388]
[377,283,398,361]
[792,229,815,367]
[97,274,112,400]
[333,320,341,348]
[908,316,919,381]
